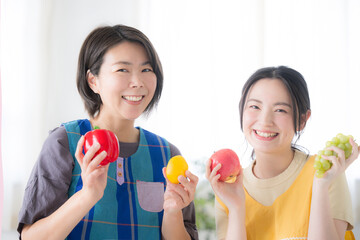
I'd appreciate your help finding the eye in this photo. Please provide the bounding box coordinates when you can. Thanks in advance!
[142,68,153,72]
[275,109,287,113]
[249,105,260,110]
[117,68,128,72]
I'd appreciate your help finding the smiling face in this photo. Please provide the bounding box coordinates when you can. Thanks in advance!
[88,41,157,121]
[242,78,295,155]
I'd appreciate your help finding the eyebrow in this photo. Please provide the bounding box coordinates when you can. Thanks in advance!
[112,61,151,66]
[247,98,292,108]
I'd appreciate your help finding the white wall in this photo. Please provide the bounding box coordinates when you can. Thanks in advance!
[1,0,360,236]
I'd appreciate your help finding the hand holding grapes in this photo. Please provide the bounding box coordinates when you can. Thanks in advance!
[315,134,359,184]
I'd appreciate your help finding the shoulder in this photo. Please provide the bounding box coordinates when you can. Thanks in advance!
[18,126,74,230]
[31,123,78,181]
[168,141,181,157]
[61,119,91,134]
[43,126,69,152]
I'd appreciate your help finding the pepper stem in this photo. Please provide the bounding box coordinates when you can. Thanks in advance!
[94,126,100,130]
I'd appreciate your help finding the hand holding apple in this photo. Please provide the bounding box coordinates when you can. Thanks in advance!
[206,153,246,212]
[210,149,241,182]
[83,126,120,166]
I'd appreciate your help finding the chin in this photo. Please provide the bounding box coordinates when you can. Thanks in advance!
[120,107,146,120]
[125,114,141,121]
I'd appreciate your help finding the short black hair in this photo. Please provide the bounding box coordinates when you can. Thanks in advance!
[77,24,163,117]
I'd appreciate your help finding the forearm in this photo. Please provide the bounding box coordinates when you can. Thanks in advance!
[22,189,98,240]
[308,181,343,240]
[226,206,247,240]
[162,210,191,240]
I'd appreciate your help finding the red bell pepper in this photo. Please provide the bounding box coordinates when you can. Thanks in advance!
[83,126,120,166]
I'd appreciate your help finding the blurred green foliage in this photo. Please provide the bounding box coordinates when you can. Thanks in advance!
[194,182,216,230]
[192,157,216,231]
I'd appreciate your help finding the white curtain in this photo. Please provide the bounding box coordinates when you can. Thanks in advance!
[1,0,360,236]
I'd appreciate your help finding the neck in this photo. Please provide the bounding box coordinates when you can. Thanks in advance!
[252,148,294,179]
[90,114,139,143]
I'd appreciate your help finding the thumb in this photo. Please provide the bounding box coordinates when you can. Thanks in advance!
[162,167,169,183]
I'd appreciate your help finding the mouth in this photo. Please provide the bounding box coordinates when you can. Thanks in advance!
[122,95,145,102]
[254,130,278,138]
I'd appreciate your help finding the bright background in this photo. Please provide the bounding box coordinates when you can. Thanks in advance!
[1,0,360,238]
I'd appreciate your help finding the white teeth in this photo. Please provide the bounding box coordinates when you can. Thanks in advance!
[123,96,143,102]
[256,130,277,138]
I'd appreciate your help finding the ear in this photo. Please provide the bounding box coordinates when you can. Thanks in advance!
[87,70,99,94]
[299,110,311,131]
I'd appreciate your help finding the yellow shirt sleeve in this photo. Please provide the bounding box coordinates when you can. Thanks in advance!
[329,172,354,230]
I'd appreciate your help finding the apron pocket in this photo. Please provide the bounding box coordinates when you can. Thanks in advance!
[136,180,164,212]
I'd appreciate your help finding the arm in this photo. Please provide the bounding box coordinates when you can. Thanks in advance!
[308,178,347,240]
[22,187,102,239]
[181,201,198,240]
[226,205,247,240]
[161,169,199,240]
[206,159,247,240]
[161,142,198,239]
[308,138,359,239]
[215,200,229,240]
[22,136,109,240]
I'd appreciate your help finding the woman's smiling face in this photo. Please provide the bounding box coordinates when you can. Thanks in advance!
[88,41,157,121]
[242,78,295,155]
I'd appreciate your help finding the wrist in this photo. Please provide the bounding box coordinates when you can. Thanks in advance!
[226,198,245,212]
[78,188,103,206]
[228,204,245,216]
[228,207,246,229]
[163,208,183,218]
[312,177,331,191]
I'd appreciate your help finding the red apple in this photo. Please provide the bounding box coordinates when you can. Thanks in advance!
[210,149,241,182]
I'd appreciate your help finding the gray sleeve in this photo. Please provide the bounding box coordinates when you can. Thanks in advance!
[168,141,199,240]
[168,141,181,157]
[17,126,74,234]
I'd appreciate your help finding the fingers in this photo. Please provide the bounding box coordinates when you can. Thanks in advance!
[184,170,199,186]
[75,136,85,165]
[209,163,221,181]
[162,167,169,183]
[76,136,108,175]
[326,145,344,158]
[233,168,244,183]
[90,162,110,178]
[324,138,360,170]
[179,170,198,199]
[205,158,212,179]
[164,169,199,209]
[82,142,101,168]
[167,181,191,204]
[349,138,359,161]
[88,150,107,171]
[205,159,221,187]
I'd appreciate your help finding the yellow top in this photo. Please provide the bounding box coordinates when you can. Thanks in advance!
[215,151,354,240]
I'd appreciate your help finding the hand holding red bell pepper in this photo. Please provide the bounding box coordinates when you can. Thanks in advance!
[83,126,120,166]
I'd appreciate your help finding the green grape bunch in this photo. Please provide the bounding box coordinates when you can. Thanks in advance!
[314,133,354,178]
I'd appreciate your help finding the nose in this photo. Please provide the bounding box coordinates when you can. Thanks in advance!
[259,109,274,126]
[129,73,144,88]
